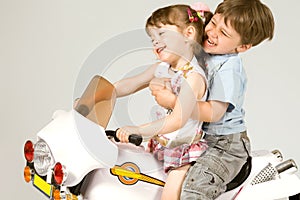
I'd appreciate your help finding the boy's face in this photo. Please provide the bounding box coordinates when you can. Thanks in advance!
[203,13,244,55]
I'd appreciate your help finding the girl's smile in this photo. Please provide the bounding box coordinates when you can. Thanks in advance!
[149,24,193,69]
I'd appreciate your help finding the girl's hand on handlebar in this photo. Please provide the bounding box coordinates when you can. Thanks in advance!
[116,128,129,143]
[116,126,138,143]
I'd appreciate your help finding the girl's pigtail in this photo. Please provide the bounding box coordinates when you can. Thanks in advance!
[187,8,200,23]
[191,2,213,27]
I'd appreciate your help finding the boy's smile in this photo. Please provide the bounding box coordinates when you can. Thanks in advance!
[203,13,243,54]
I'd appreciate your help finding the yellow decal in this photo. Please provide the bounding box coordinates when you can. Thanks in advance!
[33,174,52,197]
[110,162,165,187]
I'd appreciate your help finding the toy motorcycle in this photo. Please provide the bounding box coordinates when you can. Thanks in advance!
[23,75,300,200]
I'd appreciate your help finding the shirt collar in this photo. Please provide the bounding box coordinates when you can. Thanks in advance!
[205,53,238,72]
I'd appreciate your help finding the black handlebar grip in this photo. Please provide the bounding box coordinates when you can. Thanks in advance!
[105,130,142,146]
[105,130,120,142]
[128,134,143,146]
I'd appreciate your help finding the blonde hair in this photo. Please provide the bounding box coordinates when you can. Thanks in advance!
[215,0,275,46]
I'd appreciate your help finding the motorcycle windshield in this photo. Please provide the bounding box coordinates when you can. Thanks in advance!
[75,75,116,129]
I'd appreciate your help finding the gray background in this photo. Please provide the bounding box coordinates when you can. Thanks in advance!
[1,0,299,199]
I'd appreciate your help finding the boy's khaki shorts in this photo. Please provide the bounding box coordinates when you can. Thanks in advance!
[181,132,250,200]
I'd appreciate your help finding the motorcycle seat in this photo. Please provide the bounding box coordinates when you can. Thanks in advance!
[226,156,252,191]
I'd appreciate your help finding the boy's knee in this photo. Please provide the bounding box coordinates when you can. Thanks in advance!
[181,162,226,200]
[180,190,211,200]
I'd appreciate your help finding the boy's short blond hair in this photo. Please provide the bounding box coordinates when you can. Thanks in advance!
[215,0,274,46]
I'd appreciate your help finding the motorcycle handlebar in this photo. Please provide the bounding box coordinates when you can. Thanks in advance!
[105,130,143,146]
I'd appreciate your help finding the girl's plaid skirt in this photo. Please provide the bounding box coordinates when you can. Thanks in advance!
[148,138,208,173]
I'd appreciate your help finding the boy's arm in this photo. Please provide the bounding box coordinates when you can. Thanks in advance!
[152,87,228,122]
[197,101,228,122]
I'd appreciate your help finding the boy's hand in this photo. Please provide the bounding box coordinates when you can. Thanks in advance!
[149,77,172,91]
[152,88,176,110]
[149,78,176,109]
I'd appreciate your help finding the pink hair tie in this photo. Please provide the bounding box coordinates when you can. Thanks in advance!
[187,8,199,23]
[191,2,211,20]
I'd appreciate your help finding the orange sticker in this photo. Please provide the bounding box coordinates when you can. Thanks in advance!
[111,162,140,185]
[110,162,165,187]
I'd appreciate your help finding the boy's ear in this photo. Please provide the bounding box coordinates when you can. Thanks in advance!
[184,25,196,39]
[236,44,252,53]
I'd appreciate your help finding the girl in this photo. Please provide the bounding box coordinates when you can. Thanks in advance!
[115,4,210,200]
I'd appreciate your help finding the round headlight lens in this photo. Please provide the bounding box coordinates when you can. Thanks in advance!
[33,140,54,176]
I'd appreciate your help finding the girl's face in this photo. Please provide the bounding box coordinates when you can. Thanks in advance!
[148,24,189,67]
[203,13,243,54]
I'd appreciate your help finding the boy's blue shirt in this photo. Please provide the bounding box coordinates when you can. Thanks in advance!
[202,53,247,135]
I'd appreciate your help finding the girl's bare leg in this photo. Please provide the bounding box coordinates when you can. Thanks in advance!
[161,164,190,200]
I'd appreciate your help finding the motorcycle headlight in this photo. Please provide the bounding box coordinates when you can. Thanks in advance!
[33,140,54,176]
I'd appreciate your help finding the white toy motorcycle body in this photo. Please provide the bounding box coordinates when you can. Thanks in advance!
[23,76,300,200]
